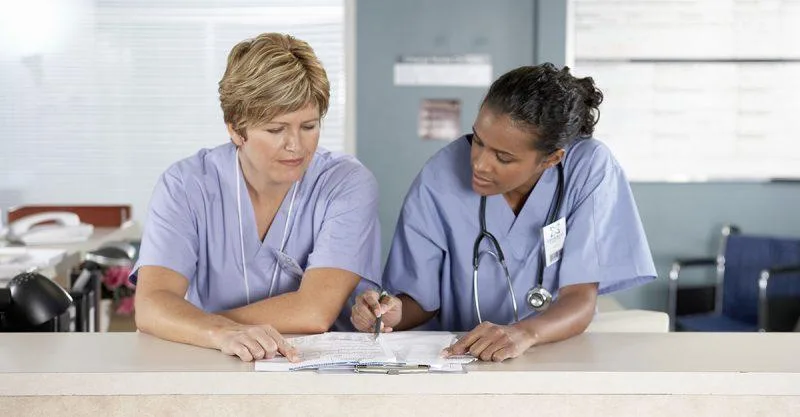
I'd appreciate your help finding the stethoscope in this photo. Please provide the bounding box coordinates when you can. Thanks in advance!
[235,149,299,305]
[472,162,565,324]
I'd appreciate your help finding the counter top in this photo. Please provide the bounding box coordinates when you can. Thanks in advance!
[1,332,798,397]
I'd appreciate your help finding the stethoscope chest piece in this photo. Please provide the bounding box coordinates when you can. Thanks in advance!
[526,286,552,312]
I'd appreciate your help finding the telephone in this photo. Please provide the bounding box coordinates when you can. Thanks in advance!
[4,212,94,245]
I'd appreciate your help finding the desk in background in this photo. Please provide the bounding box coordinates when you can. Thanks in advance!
[0,332,797,416]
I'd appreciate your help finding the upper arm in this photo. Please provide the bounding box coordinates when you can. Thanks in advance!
[557,144,657,294]
[130,169,199,286]
[305,165,381,285]
[136,265,190,299]
[383,178,446,312]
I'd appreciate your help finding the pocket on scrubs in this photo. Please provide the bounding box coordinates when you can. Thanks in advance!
[275,250,304,281]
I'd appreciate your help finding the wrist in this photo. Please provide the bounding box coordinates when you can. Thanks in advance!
[512,320,541,348]
[206,316,238,349]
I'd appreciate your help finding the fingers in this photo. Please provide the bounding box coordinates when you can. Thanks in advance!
[384,295,402,315]
[350,301,379,332]
[223,336,262,362]
[224,343,253,362]
[250,328,279,359]
[489,346,514,362]
[263,326,299,363]
[443,322,491,356]
[478,335,511,362]
[361,290,382,317]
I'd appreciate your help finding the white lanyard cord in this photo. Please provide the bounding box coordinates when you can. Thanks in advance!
[235,149,251,305]
[235,148,300,304]
[268,181,298,298]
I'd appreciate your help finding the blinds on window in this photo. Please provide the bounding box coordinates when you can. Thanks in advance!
[0,0,345,221]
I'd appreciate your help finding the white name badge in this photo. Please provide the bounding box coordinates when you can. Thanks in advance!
[542,217,566,267]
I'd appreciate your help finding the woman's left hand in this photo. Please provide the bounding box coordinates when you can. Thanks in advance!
[442,321,535,362]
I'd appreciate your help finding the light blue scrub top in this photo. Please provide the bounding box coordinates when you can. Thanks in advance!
[131,142,381,331]
[384,135,656,331]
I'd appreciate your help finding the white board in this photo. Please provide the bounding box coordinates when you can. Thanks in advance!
[571,0,800,182]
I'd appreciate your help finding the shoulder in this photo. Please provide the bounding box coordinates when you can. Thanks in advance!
[414,136,472,195]
[562,138,629,206]
[563,138,623,184]
[305,147,378,199]
[161,142,234,186]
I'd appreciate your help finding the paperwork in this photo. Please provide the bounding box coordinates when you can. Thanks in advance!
[255,333,395,371]
[255,331,474,373]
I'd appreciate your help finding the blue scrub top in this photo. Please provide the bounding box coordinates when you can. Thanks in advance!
[131,142,381,331]
[383,136,656,331]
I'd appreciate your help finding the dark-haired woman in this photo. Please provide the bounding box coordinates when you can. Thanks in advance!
[350,63,656,361]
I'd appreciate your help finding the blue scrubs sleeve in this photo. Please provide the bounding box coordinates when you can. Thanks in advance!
[383,179,446,312]
[306,167,381,285]
[557,146,656,294]
[130,170,199,285]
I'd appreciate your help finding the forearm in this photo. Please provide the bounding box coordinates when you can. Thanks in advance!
[135,290,236,349]
[220,291,336,334]
[394,294,437,331]
[512,283,598,346]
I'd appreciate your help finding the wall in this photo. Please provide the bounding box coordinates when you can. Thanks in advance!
[355,0,800,311]
[356,0,536,259]
[627,182,800,311]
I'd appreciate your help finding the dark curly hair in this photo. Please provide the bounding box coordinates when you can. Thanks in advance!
[481,63,603,155]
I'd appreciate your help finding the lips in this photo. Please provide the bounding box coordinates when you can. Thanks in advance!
[472,173,493,187]
[278,157,304,167]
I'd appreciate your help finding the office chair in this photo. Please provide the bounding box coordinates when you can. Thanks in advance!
[668,225,800,332]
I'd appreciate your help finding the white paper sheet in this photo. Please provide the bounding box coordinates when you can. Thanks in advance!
[254,332,396,371]
[254,332,475,373]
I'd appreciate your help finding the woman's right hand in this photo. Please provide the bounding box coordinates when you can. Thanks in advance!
[211,323,299,362]
[350,290,403,332]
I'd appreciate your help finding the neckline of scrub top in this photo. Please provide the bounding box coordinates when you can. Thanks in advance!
[232,146,306,262]
[482,164,559,239]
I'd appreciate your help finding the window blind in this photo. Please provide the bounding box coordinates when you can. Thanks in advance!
[0,0,346,221]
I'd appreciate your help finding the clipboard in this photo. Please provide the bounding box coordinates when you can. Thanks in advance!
[354,364,431,375]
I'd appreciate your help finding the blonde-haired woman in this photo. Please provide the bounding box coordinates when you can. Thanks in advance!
[132,33,380,362]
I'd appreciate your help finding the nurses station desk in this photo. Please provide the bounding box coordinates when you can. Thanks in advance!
[0,332,798,416]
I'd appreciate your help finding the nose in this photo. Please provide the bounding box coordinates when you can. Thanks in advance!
[472,148,491,175]
[283,130,300,153]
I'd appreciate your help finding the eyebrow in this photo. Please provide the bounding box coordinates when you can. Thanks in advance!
[472,127,515,157]
[265,119,320,126]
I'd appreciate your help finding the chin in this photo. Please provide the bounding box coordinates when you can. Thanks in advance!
[471,183,496,196]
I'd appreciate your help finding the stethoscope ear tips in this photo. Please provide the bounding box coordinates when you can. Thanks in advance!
[526,287,552,312]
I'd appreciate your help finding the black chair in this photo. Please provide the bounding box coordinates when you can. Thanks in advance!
[668,225,800,332]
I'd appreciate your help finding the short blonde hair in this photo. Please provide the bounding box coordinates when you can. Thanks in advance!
[219,33,330,136]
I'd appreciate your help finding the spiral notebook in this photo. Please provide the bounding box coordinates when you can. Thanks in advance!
[254,331,474,372]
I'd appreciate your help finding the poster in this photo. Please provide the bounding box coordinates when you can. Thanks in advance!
[418,99,460,141]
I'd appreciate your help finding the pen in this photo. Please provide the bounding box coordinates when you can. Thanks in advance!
[373,290,389,339]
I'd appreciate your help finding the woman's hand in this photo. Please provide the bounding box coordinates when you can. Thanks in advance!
[210,323,299,362]
[350,290,403,332]
[442,321,535,362]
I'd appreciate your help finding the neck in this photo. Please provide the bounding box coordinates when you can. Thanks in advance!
[503,172,542,216]
[239,153,293,207]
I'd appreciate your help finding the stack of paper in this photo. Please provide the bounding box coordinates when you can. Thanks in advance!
[254,331,474,373]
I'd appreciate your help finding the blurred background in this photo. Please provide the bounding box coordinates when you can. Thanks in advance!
[2,0,800,331]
